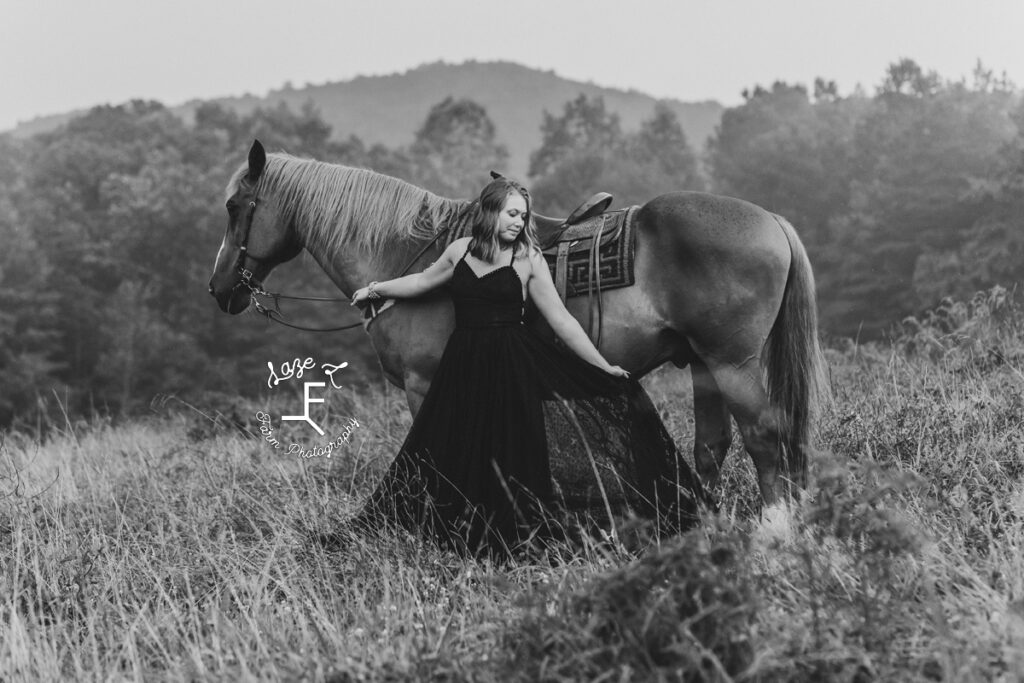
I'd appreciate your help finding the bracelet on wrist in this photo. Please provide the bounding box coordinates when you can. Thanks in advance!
[368,281,381,300]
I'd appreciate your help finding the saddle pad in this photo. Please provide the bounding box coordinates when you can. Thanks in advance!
[544,206,638,299]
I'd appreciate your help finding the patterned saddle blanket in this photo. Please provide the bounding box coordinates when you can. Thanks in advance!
[541,206,639,302]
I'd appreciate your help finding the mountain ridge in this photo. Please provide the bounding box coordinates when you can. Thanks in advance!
[8,60,724,178]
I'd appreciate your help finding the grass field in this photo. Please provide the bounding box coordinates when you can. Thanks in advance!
[2,288,1023,681]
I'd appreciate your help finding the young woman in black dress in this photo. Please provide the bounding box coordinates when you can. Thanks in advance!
[351,178,706,555]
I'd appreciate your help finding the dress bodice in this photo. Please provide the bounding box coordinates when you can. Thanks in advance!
[449,248,524,329]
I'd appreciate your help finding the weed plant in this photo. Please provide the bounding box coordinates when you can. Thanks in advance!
[2,287,1023,681]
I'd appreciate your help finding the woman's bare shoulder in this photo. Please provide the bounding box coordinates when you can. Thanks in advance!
[521,246,549,280]
[524,245,546,266]
[443,237,472,258]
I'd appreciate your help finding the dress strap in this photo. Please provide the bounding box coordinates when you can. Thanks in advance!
[460,242,471,263]
[509,247,516,266]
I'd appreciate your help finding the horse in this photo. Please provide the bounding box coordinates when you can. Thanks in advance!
[208,140,827,507]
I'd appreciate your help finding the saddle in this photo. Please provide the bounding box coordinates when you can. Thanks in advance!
[538,194,639,350]
[536,192,614,250]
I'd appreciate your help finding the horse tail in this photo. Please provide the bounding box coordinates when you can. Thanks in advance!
[764,214,828,488]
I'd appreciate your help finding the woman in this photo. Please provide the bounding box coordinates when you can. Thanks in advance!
[351,178,706,555]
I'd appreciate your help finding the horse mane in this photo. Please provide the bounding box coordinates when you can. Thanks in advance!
[227,153,472,258]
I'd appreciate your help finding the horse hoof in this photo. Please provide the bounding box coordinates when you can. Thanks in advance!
[754,501,794,545]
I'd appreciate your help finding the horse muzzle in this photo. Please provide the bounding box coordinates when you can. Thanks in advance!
[208,276,253,314]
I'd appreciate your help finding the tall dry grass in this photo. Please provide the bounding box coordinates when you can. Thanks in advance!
[2,287,1023,681]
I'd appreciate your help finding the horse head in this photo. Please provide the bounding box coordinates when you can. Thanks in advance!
[208,140,303,314]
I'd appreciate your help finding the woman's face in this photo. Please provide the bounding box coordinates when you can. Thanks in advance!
[496,192,527,244]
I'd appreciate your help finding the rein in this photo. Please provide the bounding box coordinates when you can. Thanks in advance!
[233,196,452,332]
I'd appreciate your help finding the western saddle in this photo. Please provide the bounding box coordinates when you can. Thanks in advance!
[535,192,633,349]
[536,192,614,250]
[538,192,620,302]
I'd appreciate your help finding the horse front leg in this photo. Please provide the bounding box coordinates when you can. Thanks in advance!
[691,361,733,489]
[397,352,438,421]
[367,302,449,419]
[401,336,444,418]
[402,367,435,418]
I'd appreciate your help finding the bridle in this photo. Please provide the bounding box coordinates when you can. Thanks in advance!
[233,198,270,292]
[229,193,456,333]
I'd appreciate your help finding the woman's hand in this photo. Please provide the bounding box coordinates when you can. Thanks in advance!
[350,286,372,306]
[605,365,630,379]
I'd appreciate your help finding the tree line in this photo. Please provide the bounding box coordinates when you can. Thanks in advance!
[0,58,1021,427]
[710,60,1023,337]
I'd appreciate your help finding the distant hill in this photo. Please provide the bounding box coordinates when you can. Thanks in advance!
[8,60,724,178]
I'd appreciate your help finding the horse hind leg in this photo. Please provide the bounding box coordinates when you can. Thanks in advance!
[705,359,788,507]
[691,361,733,488]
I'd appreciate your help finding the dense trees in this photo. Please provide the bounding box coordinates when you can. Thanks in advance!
[529,95,703,214]
[409,97,509,198]
[708,61,1021,336]
[1,60,1022,426]
[962,98,1024,291]
[0,100,383,427]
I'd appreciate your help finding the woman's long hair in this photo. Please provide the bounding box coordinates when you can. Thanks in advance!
[468,178,540,263]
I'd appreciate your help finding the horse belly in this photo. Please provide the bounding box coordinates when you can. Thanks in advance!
[562,280,679,375]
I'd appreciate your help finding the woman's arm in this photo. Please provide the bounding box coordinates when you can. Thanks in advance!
[351,239,465,305]
[525,250,629,378]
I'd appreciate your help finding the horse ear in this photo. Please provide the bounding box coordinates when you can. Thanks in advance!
[489,170,504,180]
[247,140,266,182]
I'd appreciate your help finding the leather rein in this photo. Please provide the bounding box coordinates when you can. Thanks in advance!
[232,196,451,333]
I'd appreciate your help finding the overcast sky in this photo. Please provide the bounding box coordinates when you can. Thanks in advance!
[3,0,1022,131]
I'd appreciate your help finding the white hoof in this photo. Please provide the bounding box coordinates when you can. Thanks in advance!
[754,501,794,545]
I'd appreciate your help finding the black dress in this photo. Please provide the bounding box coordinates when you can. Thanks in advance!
[359,245,706,555]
